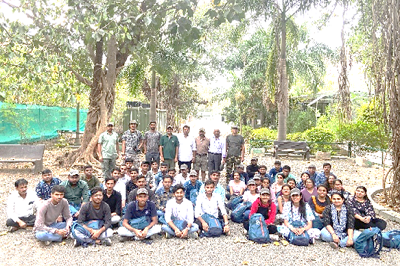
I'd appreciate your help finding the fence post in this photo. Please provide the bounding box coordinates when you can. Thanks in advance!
[348,142,352,158]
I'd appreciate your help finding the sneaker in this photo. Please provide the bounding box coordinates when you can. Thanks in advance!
[119,236,131,242]
[165,232,173,239]
[44,240,52,246]
[8,226,18,233]
[309,238,315,245]
[189,232,199,239]
[270,235,279,242]
[330,242,339,249]
[73,239,80,248]
[102,238,112,246]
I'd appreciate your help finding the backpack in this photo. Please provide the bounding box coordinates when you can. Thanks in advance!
[227,195,243,210]
[287,221,310,246]
[231,201,252,223]
[382,230,400,249]
[354,227,383,258]
[248,213,270,243]
[129,216,151,230]
[201,213,223,237]
[190,189,199,206]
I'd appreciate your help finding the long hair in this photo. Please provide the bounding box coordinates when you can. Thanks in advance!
[289,195,307,220]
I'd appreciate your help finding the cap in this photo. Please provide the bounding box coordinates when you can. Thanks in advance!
[69,169,79,176]
[253,175,261,180]
[308,164,316,169]
[129,120,138,125]
[231,125,238,129]
[167,125,173,129]
[199,127,205,132]
[260,188,271,195]
[189,170,197,176]
[107,122,114,126]
[137,188,148,195]
[290,188,301,196]
[237,164,245,169]
[247,180,256,186]
[180,164,188,170]
[251,157,258,161]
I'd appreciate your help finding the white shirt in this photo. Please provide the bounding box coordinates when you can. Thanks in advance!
[175,173,189,183]
[7,190,38,222]
[195,192,227,218]
[114,178,127,201]
[165,198,194,224]
[178,134,196,161]
[243,191,260,203]
[209,136,226,158]
[155,175,185,192]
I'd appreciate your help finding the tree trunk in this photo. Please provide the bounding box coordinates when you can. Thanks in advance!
[277,6,288,141]
[150,69,157,121]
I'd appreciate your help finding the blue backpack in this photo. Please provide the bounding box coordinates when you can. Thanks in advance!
[287,221,310,246]
[354,227,383,258]
[382,230,400,249]
[129,216,151,230]
[201,213,223,237]
[227,196,243,210]
[231,201,252,223]
[248,213,270,243]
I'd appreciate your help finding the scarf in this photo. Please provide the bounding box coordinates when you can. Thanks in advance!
[331,204,347,239]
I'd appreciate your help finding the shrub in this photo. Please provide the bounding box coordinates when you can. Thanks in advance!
[302,127,335,152]
[251,127,277,140]
[286,132,304,141]
[241,125,253,140]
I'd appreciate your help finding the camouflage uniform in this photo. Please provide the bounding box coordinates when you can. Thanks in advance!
[225,133,245,183]
[225,156,241,182]
[122,129,143,168]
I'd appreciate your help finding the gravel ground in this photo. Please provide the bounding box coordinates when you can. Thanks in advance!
[0,148,400,266]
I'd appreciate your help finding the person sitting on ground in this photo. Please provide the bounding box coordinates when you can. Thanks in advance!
[276,184,291,222]
[243,188,277,235]
[246,157,259,179]
[183,170,203,201]
[320,191,360,248]
[281,165,298,183]
[118,188,161,241]
[111,168,126,208]
[61,170,89,218]
[162,184,199,239]
[139,161,154,190]
[305,164,317,183]
[149,161,160,182]
[36,169,62,200]
[7,178,38,232]
[103,177,122,226]
[126,168,139,200]
[348,186,387,231]
[155,168,182,193]
[228,171,246,199]
[324,175,336,194]
[74,187,113,247]
[286,178,297,190]
[34,185,72,245]
[279,188,320,244]
[243,180,260,203]
[128,175,156,203]
[258,165,270,183]
[81,165,101,190]
[308,185,331,229]
[259,177,270,190]
[301,178,318,203]
[155,176,174,214]
[125,158,134,172]
[270,173,285,197]
[230,164,249,184]
[253,174,262,189]
[329,179,351,200]
[120,164,130,181]
[194,180,230,236]
[199,170,226,202]
[175,164,190,184]
[154,162,169,189]
[297,172,310,190]
[269,161,282,183]
[315,163,337,186]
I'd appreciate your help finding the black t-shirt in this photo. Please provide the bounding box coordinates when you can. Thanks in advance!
[103,190,122,216]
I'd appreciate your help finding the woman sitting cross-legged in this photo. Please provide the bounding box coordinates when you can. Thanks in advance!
[278,188,320,244]
[308,185,330,229]
[243,188,277,235]
[228,171,246,200]
[348,186,387,231]
[301,178,318,203]
[320,191,361,248]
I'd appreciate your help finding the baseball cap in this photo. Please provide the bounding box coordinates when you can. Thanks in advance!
[199,127,205,132]
[251,157,258,161]
[247,180,256,186]
[137,188,148,195]
[308,164,316,169]
[189,170,197,176]
[237,164,245,169]
[167,125,173,129]
[290,188,301,196]
[69,169,79,176]
[231,125,238,129]
[180,164,188,170]
[107,122,114,126]
[253,174,261,180]
[260,188,271,195]
[129,120,138,124]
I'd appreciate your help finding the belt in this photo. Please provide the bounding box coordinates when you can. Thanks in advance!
[208,152,222,155]
[197,153,207,156]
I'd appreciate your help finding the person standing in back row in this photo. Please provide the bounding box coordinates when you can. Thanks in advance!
[208,129,226,175]
[194,128,209,182]
[122,120,143,168]
[177,125,196,171]
[143,121,162,164]
[225,125,245,183]
[160,125,179,170]
[98,122,119,178]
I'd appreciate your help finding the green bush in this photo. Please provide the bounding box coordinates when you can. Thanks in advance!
[241,125,253,140]
[302,127,335,152]
[251,127,277,140]
[287,108,316,133]
[287,132,304,141]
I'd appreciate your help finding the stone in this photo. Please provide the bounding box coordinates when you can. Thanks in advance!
[315,151,331,160]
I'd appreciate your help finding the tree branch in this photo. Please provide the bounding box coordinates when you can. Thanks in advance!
[69,67,93,87]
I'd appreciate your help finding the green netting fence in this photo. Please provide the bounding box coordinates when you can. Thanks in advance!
[0,102,87,144]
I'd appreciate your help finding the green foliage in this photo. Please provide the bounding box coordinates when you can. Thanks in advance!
[251,128,277,140]
[286,107,316,133]
[241,125,253,140]
[302,127,335,152]
[286,132,304,141]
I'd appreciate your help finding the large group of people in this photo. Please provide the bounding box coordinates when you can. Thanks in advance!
[5,122,390,251]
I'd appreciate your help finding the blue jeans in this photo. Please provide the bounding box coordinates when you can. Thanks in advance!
[161,223,199,236]
[146,152,160,164]
[69,203,81,217]
[320,227,361,247]
[35,222,67,242]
